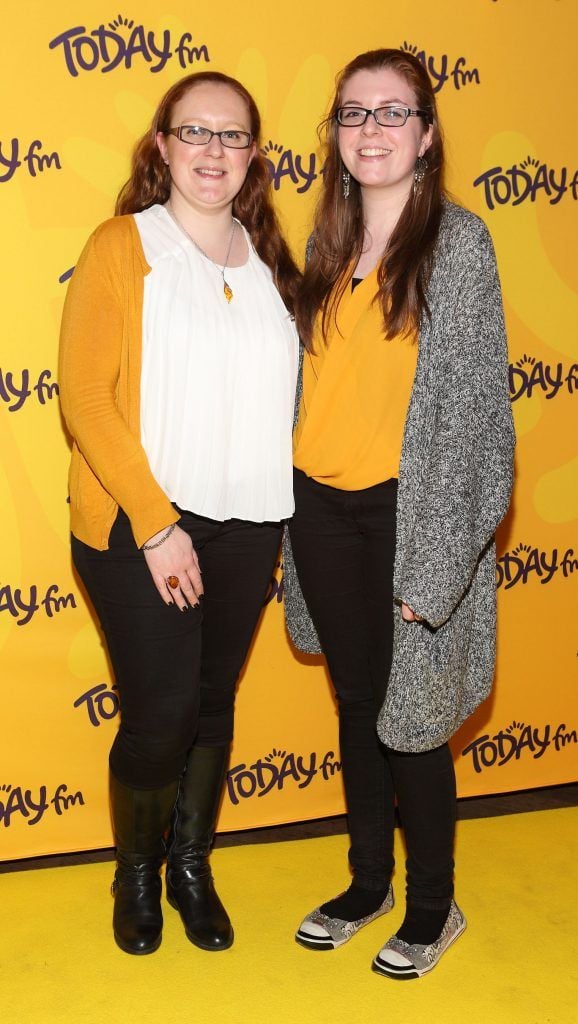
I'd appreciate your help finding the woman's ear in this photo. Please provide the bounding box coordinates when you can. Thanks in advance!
[156,131,170,166]
[419,124,434,159]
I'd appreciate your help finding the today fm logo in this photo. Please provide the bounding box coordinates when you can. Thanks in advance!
[0,368,58,411]
[462,720,577,774]
[49,13,210,76]
[0,138,61,184]
[496,544,577,590]
[226,747,342,805]
[474,155,578,209]
[261,142,317,195]
[0,582,76,626]
[509,354,578,402]
[400,41,480,93]
[0,782,85,828]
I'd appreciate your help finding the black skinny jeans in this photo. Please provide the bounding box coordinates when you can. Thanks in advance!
[72,508,281,790]
[289,469,456,910]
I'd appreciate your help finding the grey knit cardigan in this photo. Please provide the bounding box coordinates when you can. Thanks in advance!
[283,200,515,753]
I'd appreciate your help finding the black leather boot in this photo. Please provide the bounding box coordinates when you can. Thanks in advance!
[166,745,234,951]
[110,773,178,955]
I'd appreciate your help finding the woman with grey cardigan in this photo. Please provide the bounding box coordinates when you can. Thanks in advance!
[284,48,514,979]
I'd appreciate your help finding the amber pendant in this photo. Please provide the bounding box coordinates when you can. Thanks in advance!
[223,280,233,303]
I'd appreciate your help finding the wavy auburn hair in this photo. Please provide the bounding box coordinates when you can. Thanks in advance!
[296,49,445,347]
[116,71,300,314]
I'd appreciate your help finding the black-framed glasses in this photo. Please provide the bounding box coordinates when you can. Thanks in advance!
[166,125,253,149]
[335,105,432,128]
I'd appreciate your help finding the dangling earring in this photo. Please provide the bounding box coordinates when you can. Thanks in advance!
[413,155,428,195]
[342,168,350,200]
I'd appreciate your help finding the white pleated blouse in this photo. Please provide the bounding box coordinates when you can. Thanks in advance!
[135,204,298,523]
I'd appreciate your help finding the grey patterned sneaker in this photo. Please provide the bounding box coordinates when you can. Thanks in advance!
[295,885,394,950]
[372,900,466,979]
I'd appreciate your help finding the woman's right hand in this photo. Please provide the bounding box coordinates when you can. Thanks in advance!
[142,524,203,610]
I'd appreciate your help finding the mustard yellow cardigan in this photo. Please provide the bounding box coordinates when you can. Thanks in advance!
[59,215,179,550]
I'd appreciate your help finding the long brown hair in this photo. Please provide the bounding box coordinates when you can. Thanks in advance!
[296,49,445,347]
[116,71,301,314]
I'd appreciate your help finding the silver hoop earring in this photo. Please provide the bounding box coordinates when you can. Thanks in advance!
[342,168,350,200]
[413,156,428,194]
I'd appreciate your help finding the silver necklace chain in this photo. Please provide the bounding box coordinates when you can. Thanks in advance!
[165,202,237,303]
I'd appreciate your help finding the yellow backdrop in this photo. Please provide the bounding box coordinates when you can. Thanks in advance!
[1,0,577,859]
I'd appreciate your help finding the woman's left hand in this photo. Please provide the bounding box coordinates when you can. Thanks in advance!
[401,602,424,623]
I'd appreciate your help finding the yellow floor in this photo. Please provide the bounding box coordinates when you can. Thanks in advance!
[3,807,577,1024]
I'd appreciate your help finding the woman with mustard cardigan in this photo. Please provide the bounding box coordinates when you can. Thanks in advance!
[59,71,300,956]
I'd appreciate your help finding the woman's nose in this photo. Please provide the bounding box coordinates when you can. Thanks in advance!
[361,113,381,136]
[205,132,225,155]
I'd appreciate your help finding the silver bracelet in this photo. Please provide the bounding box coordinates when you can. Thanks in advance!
[141,523,176,550]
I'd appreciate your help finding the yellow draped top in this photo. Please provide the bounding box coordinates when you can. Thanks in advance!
[293,269,418,489]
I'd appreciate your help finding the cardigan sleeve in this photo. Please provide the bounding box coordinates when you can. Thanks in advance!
[396,218,515,628]
[58,222,178,547]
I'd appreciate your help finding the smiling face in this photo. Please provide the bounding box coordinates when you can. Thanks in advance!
[156,81,256,216]
[337,67,432,206]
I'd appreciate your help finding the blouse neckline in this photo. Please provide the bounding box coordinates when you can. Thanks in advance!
[155,203,251,270]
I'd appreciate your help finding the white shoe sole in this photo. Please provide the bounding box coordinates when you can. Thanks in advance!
[372,917,467,980]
